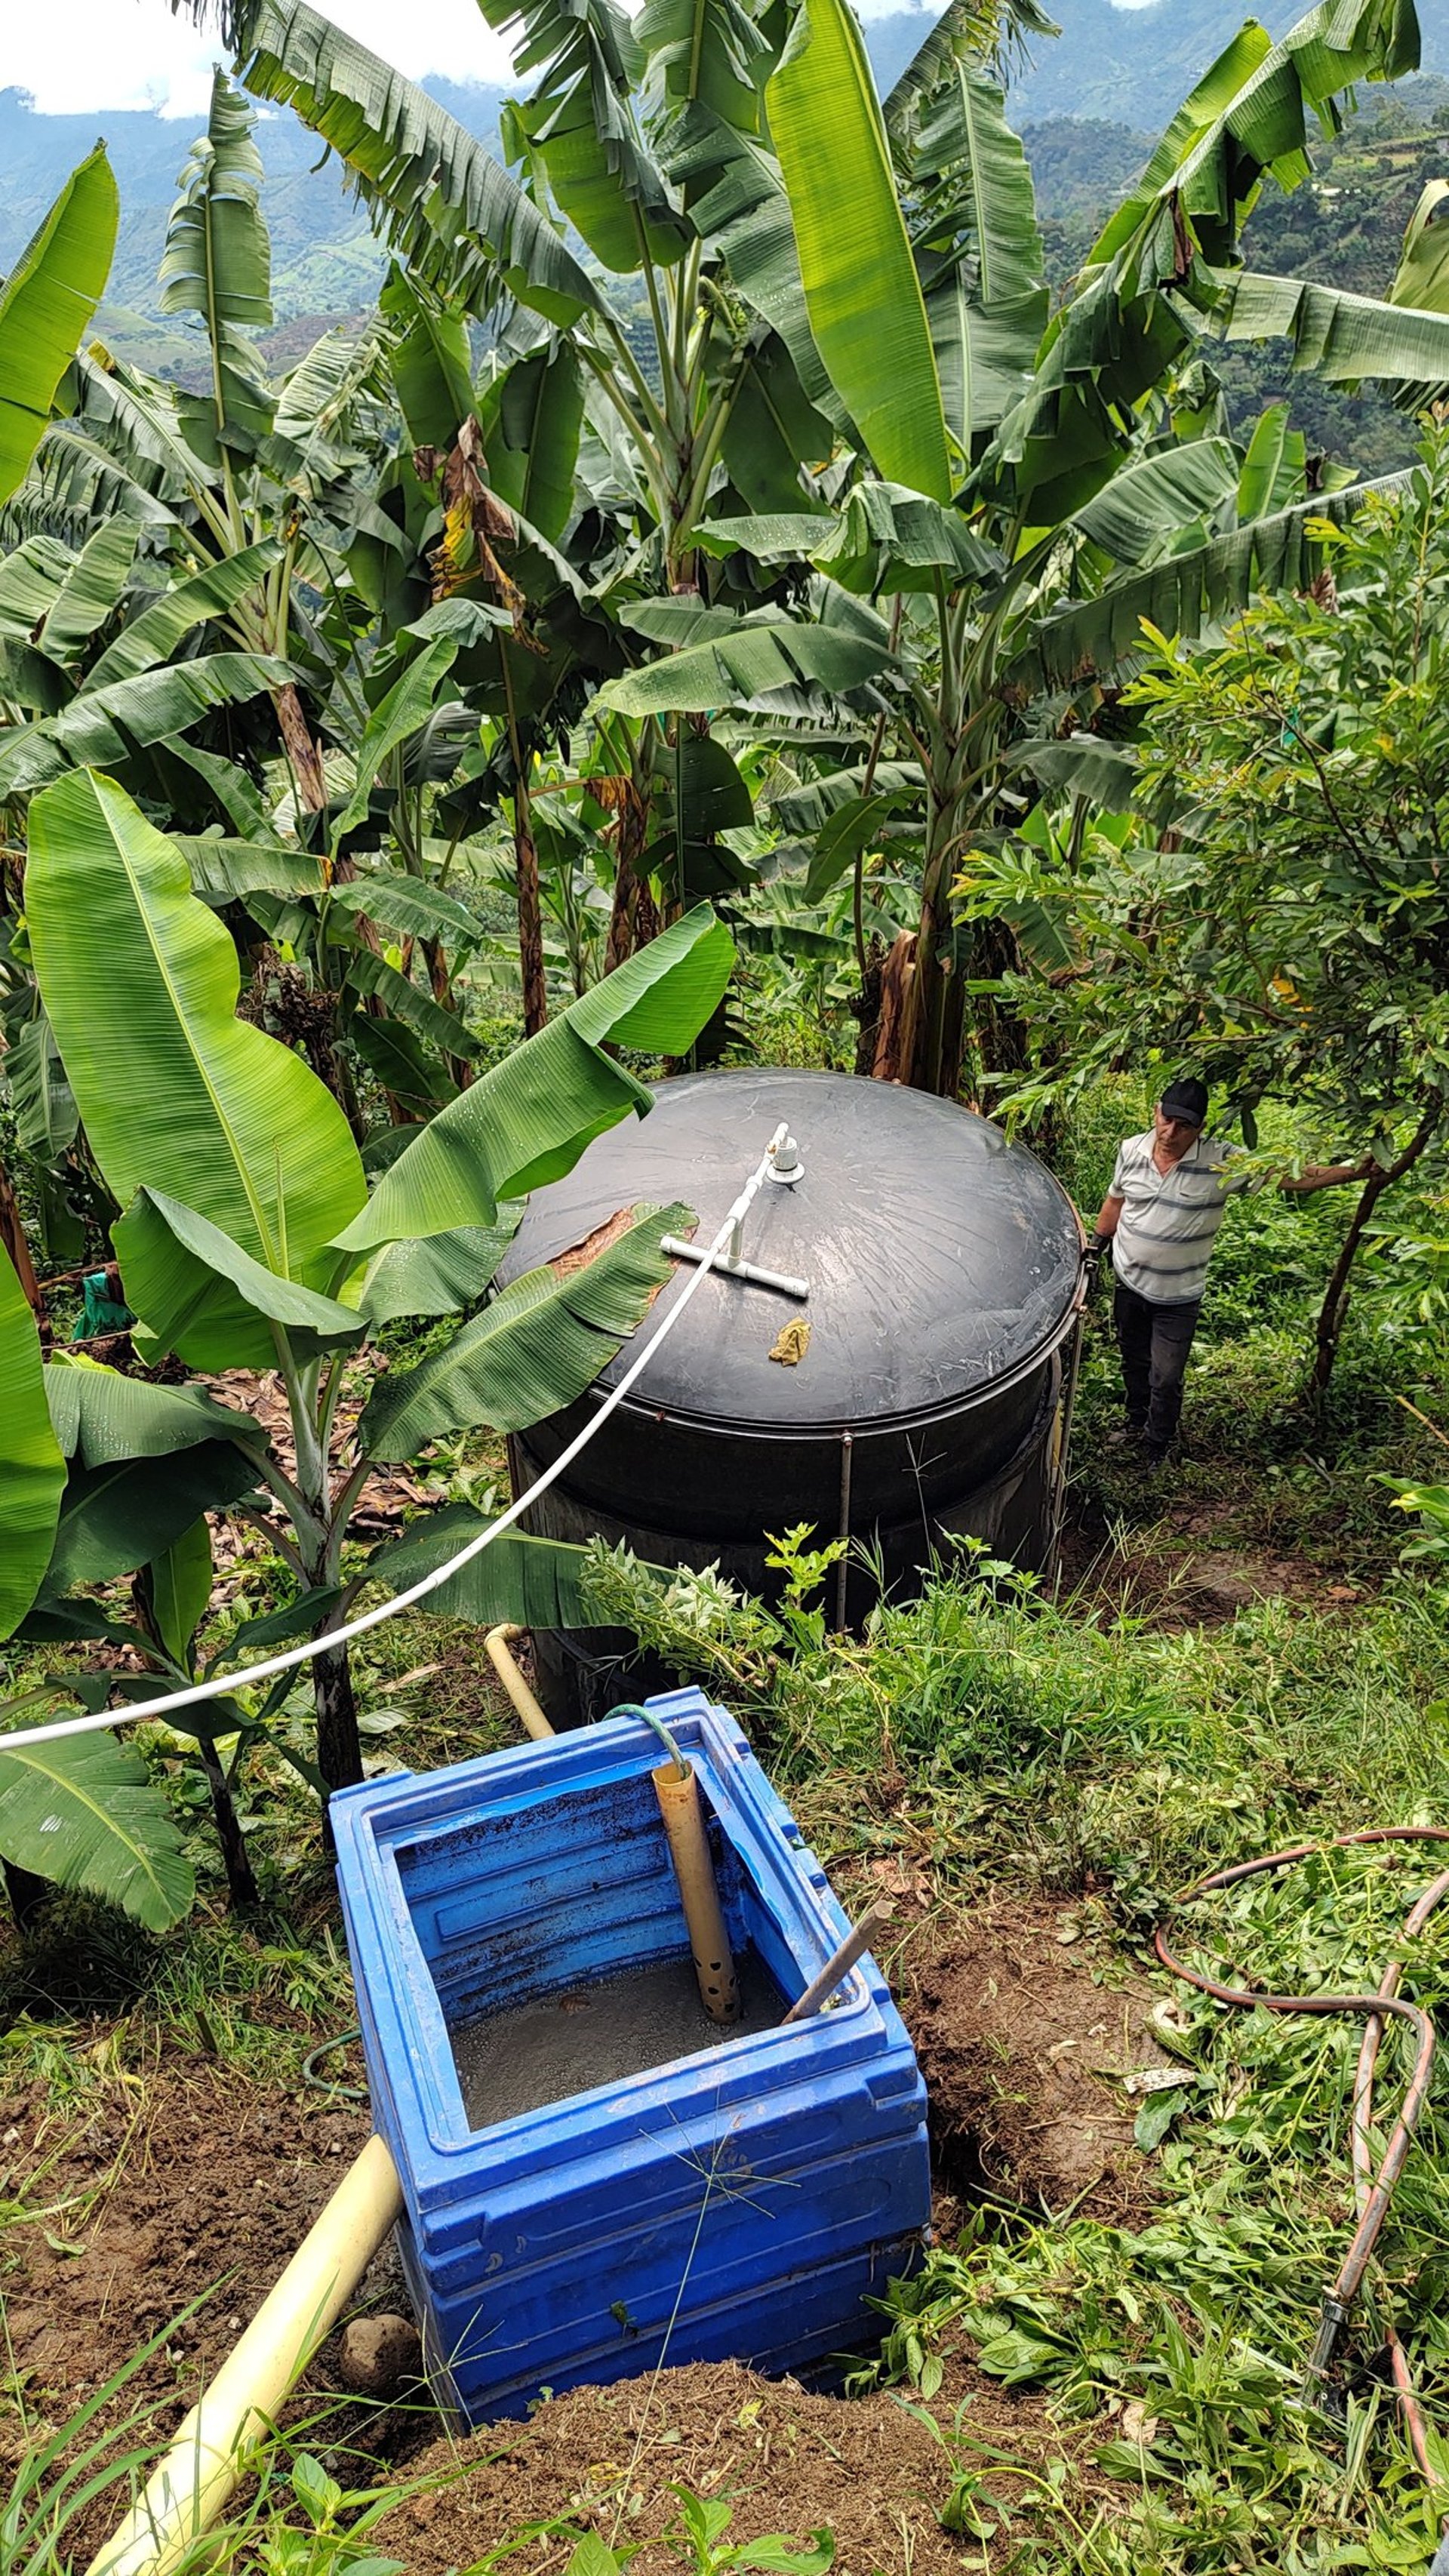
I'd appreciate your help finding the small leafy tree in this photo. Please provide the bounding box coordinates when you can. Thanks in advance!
[954,412,1449,1384]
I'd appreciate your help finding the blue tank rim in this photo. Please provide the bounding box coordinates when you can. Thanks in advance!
[331,1691,916,2204]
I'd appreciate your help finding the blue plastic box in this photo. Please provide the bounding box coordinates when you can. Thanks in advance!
[330,1690,930,2422]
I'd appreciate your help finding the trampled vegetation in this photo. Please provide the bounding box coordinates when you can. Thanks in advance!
[6,0,1449,2564]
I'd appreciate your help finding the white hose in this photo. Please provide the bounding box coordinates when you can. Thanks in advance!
[2,1125,790,1758]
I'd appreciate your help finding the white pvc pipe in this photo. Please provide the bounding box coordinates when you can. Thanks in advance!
[659,1236,809,1300]
[2,1125,791,1758]
[87,2134,405,2576]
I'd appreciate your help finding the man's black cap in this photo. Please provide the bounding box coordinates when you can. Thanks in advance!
[1160,1076,1208,1127]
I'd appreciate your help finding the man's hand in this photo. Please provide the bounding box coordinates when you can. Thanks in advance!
[1081,1231,1110,1296]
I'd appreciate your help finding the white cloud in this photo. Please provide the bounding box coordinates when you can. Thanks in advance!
[4,0,515,118]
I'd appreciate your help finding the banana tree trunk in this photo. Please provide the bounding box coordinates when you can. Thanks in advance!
[312,1629,363,1800]
[201,1741,260,1909]
[273,682,329,814]
[422,936,473,1089]
[0,1155,48,1346]
[898,802,966,1097]
[512,771,549,1039]
[870,931,915,1081]
[604,767,660,975]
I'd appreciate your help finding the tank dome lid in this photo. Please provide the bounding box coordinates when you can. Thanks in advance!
[500,1069,1082,1433]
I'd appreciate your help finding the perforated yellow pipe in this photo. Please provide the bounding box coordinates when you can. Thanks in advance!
[651,1760,741,2024]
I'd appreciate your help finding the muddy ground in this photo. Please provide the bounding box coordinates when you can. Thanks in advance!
[0,1907,1149,2569]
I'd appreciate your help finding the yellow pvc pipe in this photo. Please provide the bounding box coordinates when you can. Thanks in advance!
[87,2133,404,2576]
[485,1621,553,1740]
[652,1760,741,2024]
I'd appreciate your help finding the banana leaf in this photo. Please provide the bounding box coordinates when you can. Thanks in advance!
[358,1210,524,1325]
[145,1516,215,1664]
[0,651,300,796]
[0,1730,194,1931]
[26,769,368,1296]
[113,1189,368,1371]
[0,144,118,507]
[333,904,732,1256]
[43,1352,265,1462]
[38,521,142,662]
[361,1199,692,1457]
[5,1014,78,1158]
[0,1250,66,1642]
[192,0,602,323]
[41,1439,264,1598]
[367,1503,620,1628]
[85,541,280,690]
[598,611,892,716]
[768,0,950,500]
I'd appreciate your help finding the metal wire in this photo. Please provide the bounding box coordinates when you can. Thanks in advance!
[603,1703,688,1777]
[300,2026,365,2101]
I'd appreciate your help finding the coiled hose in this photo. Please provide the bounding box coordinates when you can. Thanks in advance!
[1156,1826,1449,2504]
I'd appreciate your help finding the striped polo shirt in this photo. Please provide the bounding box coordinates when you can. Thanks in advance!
[1109,1131,1244,1305]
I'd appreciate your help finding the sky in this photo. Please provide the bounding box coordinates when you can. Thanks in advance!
[4,0,516,115]
[6,0,969,114]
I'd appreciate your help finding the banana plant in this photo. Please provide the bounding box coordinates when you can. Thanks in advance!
[15,765,731,1844]
[0,1251,198,1929]
[2,78,388,820]
[601,0,1449,1095]
[171,0,1041,996]
[0,142,121,1321]
[0,82,531,1165]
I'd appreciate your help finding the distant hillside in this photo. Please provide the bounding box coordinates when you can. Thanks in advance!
[0,75,509,362]
[1022,78,1449,475]
[867,0,1448,127]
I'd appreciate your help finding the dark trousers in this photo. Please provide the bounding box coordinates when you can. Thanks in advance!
[1113,1280,1201,1450]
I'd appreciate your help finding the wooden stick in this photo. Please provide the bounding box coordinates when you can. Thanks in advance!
[783,1904,891,2024]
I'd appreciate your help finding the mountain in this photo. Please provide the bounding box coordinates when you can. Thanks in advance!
[0,75,509,368]
[866,0,1449,126]
[4,1,1448,326]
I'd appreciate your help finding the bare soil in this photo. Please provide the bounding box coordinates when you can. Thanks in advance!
[0,1901,1146,2565]
[383,2355,1097,2576]
[1060,1488,1362,1629]
[0,2060,369,2424]
[900,1897,1170,2223]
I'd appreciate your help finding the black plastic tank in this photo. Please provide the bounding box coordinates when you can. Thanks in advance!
[500,1069,1084,1724]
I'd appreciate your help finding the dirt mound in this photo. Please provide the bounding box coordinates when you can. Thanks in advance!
[385,2356,1088,2576]
[1,2057,371,2429]
[900,1899,1169,2222]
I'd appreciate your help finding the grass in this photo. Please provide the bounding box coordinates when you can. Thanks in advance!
[580,1544,1449,2569]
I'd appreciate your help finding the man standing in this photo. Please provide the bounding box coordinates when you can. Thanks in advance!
[1087,1079,1367,1464]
